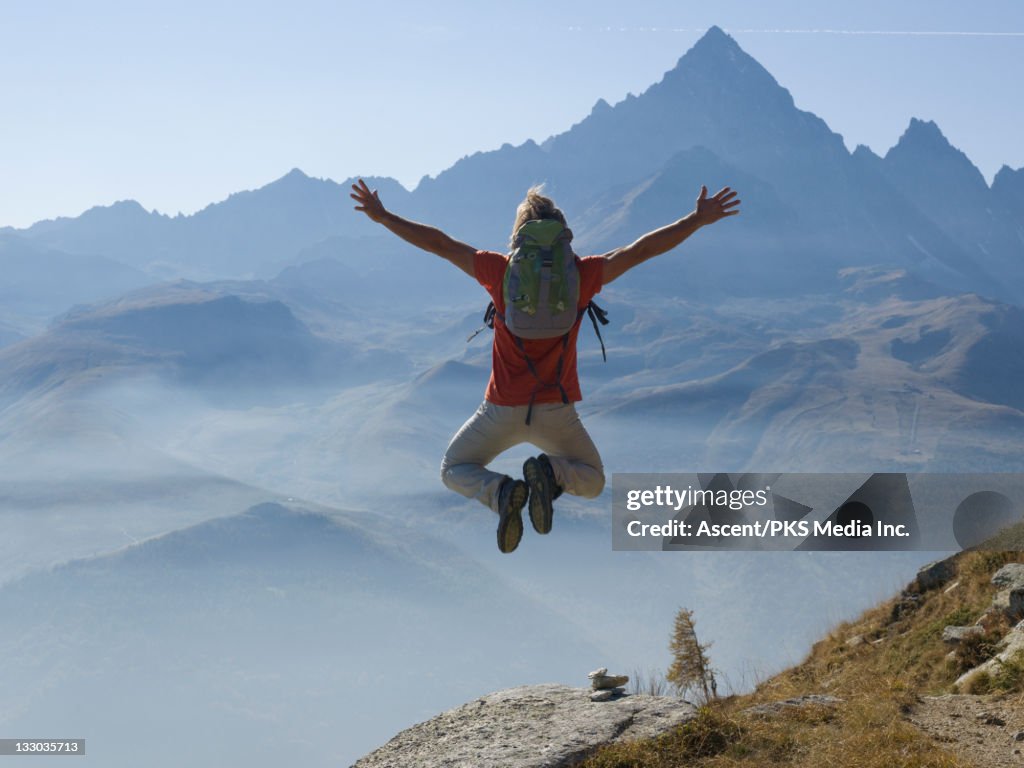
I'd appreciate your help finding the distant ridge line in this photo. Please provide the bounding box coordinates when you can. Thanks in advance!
[567,27,1024,37]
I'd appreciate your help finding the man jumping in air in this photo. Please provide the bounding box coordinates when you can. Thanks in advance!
[351,178,740,553]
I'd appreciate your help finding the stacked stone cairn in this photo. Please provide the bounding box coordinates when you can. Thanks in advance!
[589,667,630,702]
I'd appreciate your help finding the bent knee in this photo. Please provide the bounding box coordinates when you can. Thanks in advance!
[439,456,456,489]
[578,469,606,499]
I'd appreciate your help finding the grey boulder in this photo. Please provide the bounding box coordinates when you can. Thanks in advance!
[351,684,696,768]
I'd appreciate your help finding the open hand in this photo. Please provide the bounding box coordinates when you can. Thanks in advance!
[350,178,387,222]
[694,185,741,226]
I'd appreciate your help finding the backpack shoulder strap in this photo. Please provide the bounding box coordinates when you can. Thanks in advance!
[466,301,497,342]
[584,300,609,362]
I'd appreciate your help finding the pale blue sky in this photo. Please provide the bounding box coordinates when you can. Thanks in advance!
[1,0,1022,228]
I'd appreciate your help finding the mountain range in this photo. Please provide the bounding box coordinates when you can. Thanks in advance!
[1,25,1022,768]
[2,27,1021,309]
[0,501,612,766]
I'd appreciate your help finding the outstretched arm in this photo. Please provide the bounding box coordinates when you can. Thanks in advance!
[350,179,476,278]
[601,185,740,285]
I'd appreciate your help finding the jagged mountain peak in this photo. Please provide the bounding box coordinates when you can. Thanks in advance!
[993,164,1024,211]
[106,199,148,212]
[853,144,882,161]
[885,117,989,194]
[993,164,1024,190]
[260,167,312,186]
[892,118,951,152]
[18,197,165,243]
[76,198,155,222]
[660,24,782,94]
[257,166,335,194]
[689,25,742,56]
[535,24,831,173]
[590,97,613,116]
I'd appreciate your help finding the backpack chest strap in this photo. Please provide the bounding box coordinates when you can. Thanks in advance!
[511,331,572,426]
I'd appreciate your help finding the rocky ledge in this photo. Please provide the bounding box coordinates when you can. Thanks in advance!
[351,683,697,768]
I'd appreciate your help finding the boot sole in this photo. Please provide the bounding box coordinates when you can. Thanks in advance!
[497,481,528,553]
[524,458,553,535]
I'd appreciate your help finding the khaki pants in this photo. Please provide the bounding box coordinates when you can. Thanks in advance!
[441,400,605,514]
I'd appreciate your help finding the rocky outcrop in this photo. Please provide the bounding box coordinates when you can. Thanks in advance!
[351,684,697,768]
[943,625,986,645]
[992,564,1024,620]
[953,564,1024,689]
[744,694,843,718]
[956,620,1024,689]
[916,559,957,592]
[992,564,1024,590]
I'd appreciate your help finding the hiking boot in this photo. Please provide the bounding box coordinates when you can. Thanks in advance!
[523,454,562,535]
[496,477,528,553]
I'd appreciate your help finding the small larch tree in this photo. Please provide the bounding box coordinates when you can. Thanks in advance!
[667,607,718,703]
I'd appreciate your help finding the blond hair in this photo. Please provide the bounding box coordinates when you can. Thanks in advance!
[510,185,567,248]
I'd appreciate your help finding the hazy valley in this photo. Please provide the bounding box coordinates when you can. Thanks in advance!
[1,26,1022,767]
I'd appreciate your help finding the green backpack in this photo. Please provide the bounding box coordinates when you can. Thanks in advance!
[468,218,610,423]
[503,218,581,338]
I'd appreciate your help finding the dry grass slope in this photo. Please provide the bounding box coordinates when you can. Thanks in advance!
[581,545,1024,767]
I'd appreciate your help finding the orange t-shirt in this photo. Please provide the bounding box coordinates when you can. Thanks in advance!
[473,250,605,407]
